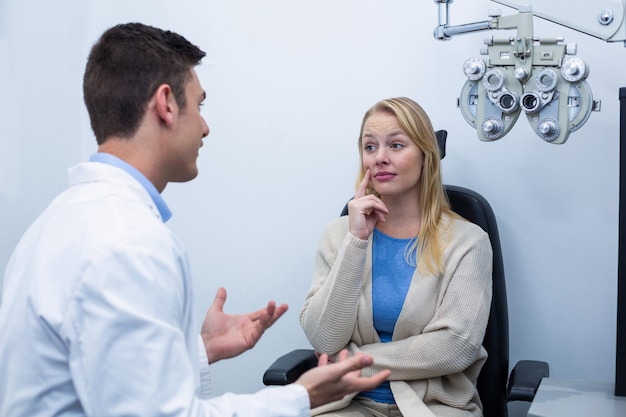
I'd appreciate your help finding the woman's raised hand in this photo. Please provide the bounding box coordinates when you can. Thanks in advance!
[347,169,388,240]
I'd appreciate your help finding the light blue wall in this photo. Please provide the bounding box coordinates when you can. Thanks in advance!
[1,1,624,415]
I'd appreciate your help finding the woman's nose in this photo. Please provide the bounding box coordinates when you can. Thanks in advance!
[375,148,388,165]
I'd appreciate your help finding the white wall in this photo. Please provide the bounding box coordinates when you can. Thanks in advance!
[1,0,624,414]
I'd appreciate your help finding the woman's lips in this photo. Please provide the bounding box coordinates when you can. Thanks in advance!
[374,172,395,181]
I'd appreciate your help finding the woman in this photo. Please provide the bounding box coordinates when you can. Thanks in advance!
[300,97,493,417]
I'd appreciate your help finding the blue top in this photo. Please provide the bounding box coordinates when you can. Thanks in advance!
[89,153,172,222]
[360,228,416,404]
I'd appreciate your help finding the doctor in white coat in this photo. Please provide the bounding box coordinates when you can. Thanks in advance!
[0,22,390,417]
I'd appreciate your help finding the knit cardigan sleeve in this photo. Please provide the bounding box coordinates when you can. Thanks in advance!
[299,217,368,355]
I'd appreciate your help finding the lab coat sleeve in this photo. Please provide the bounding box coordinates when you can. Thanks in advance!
[62,241,310,417]
[200,385,310,417]
[197,335,211,399]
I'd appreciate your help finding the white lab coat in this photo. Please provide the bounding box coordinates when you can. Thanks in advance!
[0,161,309,417]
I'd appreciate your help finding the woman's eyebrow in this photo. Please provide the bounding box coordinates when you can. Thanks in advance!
[389,130,409,138]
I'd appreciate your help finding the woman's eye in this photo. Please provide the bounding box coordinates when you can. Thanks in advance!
[391,142,404,149]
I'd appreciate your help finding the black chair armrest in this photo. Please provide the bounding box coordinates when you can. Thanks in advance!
[507,360,550,402]
[263,349,317,386]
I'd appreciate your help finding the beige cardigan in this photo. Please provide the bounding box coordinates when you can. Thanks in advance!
[300,214,493,416]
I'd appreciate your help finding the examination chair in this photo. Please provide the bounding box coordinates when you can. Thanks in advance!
[263,131,549,417]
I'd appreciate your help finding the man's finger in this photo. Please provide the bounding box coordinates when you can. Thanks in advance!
[211,287,227,312]
[317,353,329,366]
[273,303,289,320]
[331,352,371,376]
[264,301,276,319]
[256,301,288,326]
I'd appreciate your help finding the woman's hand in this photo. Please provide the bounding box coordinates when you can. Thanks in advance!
[347,169,388,240]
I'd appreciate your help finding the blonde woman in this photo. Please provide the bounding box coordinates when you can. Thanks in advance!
[300,97,493,417]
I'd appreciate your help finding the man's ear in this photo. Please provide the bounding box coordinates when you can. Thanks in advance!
[154,84,176,126]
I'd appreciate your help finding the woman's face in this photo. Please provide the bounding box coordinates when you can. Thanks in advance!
[361,111,424,200]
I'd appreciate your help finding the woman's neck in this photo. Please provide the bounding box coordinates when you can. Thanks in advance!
[376,195,421,239]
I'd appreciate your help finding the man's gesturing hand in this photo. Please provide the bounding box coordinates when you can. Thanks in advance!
[295,350,391,409]
[201,287,288,364]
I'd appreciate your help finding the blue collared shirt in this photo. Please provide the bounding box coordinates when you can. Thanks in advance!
[89,152,172,222]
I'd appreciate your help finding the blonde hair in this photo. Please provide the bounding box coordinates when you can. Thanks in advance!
[356,97,456,275]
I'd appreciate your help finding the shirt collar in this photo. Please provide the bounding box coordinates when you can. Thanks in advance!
[89,153,172,222]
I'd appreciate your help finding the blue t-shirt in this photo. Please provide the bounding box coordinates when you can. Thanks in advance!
[360,228,416,404]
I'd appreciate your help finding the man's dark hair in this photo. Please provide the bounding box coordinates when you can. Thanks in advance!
[83,23,206,144]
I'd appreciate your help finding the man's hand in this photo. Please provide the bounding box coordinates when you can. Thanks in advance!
[295,350,391,409]
[201,287,289,364]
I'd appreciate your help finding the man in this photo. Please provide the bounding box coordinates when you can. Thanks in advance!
[0,23,390,417]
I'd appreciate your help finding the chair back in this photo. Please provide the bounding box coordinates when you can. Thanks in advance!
[444,185,509,417]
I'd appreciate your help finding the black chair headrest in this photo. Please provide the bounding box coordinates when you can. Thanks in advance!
[436,129,447,160]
